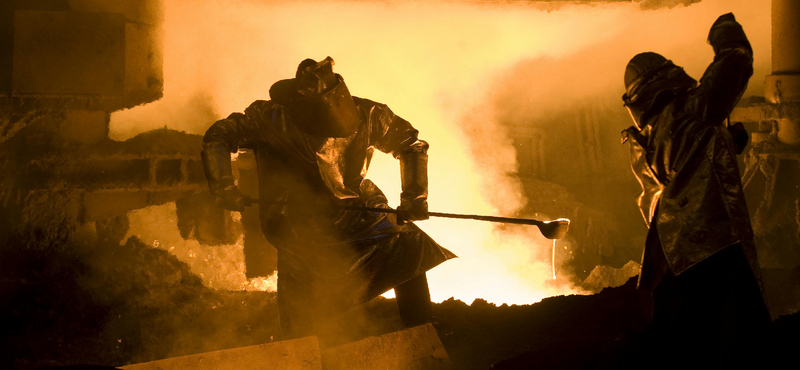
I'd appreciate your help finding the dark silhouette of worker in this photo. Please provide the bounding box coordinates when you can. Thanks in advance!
[619,13,769,367]
[201,57,456,338]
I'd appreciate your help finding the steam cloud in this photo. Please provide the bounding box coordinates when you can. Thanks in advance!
[113,0,771,305]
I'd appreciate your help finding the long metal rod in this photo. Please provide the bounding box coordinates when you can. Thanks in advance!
[428,211,544,226]
[251,199,544,226]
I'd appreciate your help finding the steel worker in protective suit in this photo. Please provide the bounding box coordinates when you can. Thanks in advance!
[201,57,456,338]
[620,13,769,367]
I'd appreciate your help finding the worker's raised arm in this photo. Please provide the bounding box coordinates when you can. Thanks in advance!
[691,13,754,126]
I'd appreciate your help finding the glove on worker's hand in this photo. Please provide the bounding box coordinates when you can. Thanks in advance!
[397,198,429,225]
[211,179,249,212]
[708,12,751,55]
[202,144,250,212]
[728,121,749,155]
[397,145,429,226]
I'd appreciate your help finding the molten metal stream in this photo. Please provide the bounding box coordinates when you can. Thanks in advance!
[552,239,557,280]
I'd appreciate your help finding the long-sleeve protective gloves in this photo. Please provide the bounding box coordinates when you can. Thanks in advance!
[397,150,429,225]
[201,144,249,212]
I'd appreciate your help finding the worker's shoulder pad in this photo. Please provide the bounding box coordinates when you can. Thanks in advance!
[244,100,282,119]
[246,99,274,111]
[352,96,387,109]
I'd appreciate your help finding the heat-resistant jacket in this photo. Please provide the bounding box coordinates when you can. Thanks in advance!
[203,97,455,334]
[621,39,760,286]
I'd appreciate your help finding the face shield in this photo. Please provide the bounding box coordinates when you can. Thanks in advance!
[270,57,361,138]
[622,54,697,130]
[623,103,642,130]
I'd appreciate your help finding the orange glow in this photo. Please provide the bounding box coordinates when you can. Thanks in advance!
[113,0,771,304]
[124,203,277,291]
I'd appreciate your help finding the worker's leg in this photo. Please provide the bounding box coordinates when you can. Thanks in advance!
[394,273,433,328]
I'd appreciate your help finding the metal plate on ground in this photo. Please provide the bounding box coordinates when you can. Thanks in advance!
[121,336,321,370]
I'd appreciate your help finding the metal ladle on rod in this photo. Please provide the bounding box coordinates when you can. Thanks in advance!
[424,212,570,240]
[246,198,571,240]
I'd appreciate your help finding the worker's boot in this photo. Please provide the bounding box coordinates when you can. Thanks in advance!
[395,273,434,328]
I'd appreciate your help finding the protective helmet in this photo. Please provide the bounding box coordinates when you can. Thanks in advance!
[622,52,697,129]
[270,57,360,137]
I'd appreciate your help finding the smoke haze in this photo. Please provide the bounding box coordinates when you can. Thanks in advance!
[638,0,703,10]
[112,0,771,304]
